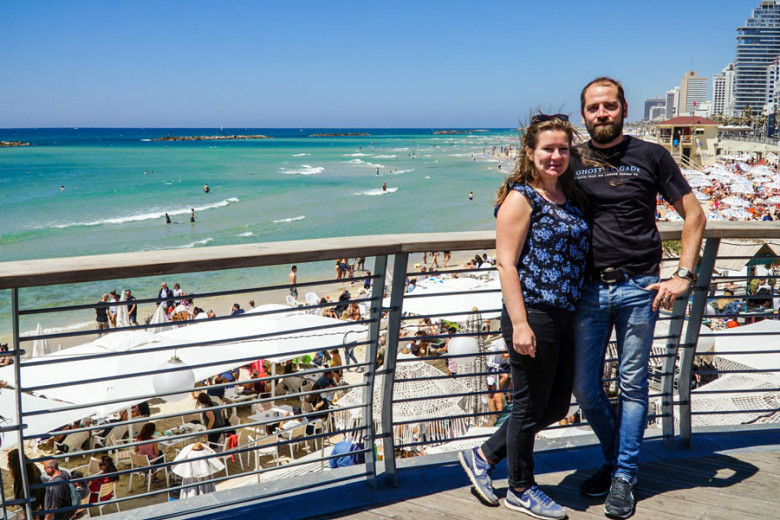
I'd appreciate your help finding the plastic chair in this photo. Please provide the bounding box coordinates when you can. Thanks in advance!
[128,452,169,493]
[252,434,280,482]
[92,481,120,516]
[279,423,309,460]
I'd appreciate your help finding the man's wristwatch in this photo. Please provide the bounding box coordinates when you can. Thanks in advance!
[675,267,695,282]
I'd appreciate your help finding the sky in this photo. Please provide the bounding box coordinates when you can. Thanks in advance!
[0,0,765,128]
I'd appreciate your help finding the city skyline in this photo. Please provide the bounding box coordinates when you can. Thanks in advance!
[0,0,764,128]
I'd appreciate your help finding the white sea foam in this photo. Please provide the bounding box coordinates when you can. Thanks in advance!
[373,155,397,159]
[385,168,414,175]
[345,159,385,169]
[140,139,152,142]
[273,215,306,223]
[237,231,255,237]
[181,238,214,248]
[281,164,324,175]
[344,153,373,157]
[425,176,431,179]
[355,188,397,196]
[390,147,410,152]
[292,153,311,157]
[50,198,240,228]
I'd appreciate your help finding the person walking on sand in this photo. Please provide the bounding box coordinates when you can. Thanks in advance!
[458,113,589,519]
[572,77,704,519]
[289,265,298,299]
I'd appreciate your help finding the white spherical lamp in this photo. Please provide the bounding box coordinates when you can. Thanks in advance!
[152,355,195,402]
[448,336,480,364]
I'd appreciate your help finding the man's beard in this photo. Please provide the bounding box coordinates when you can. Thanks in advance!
[587,117,624,145]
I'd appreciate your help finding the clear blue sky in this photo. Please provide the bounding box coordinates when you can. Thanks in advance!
[0,0,762,128]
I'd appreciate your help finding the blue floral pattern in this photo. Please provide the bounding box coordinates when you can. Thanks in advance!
[501,183,590,311]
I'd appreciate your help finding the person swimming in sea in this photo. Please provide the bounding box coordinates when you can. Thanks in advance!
[165,213,171,224]
[203,184,210,193]
[190,208,195,223]
[382,182,387,192]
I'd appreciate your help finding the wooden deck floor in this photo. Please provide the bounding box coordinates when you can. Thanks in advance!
[315,451,780,520]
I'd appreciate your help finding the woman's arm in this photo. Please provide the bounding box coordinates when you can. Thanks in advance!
[205,410,216,429]
[495,190,535,357]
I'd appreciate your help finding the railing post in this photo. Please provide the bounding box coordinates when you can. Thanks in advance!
[678,238,719,448]
[11,288,33,520]
[362,254,388,489]
[661,278,687,447]
[379,252,408,487]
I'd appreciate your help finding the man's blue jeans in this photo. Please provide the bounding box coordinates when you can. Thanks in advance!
[573,275,659,481]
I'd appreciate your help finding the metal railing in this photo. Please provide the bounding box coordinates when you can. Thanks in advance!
[0,224,779,519]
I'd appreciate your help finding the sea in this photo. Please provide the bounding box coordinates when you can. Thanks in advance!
[0,128,517,338]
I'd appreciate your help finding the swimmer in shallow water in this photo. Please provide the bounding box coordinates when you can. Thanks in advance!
[165,213,171,224]
[203,184,210,193]
[382,182,387,191]
[190,208,195,223]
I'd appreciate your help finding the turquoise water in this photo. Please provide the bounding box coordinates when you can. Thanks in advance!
[0,128,516,334]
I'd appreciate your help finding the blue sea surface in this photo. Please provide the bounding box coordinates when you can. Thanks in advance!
[0,128,517,335]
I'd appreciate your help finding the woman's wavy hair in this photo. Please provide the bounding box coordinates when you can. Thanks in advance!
[495,115,586,209]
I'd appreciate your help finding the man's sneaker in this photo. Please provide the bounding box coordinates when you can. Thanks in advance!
[457,447,499,506]
[505,485,567,519]
[604,476,636,519]
[579,464,614,497]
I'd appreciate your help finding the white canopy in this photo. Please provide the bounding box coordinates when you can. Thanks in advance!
[712,319,780,371]
[392,276,502,322]
[0,389,88,450]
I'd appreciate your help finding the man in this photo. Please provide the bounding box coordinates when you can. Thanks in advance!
[230,303,245,316]
[157,282,174,309]
[125,289,138,326]
[572,77,705,519]
[95,294,110,335]
[289,266,298,299]
[43,460,71,520]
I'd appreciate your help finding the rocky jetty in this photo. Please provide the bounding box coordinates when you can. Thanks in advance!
[433,130,488,135]
[0,141,32,147]
[309,133,370,137]
[151,134,271,142]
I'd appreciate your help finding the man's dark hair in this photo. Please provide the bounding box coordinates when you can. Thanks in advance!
[580,76,627,112]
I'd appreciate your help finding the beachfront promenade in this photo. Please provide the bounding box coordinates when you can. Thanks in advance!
[1,224,780,520]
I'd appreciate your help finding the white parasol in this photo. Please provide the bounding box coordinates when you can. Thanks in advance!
[149,304,172,334]
[115,292,130,328]
[31,323,50,358]
[720,196,751,208]
[172,443,224,499]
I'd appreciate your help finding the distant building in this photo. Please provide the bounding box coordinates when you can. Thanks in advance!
[766,56,780,108]
[734,0,780,115]
[666,87,680,119]
[712,63,735,117]
[643,98,666,120]
[680,71,708,114]
[649,105,667,120]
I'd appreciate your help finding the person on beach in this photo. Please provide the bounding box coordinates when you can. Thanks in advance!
[289,265,298,299]
[42,460,71,520]
[95,294,110,335]
[572,77,704,519]
[125,289,138,326]
[157,282,174,309]
[469,191,474,201]
[88,455,119,504]
[108,289,119,327]
[458,113,589,519]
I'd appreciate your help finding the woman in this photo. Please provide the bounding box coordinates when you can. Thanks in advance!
[88,455,119,504]
[197,392,227,445]
[7,448,45,519]
[135,422,164,464]
[458,114,589,519]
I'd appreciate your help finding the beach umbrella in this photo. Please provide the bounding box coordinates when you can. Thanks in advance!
[687,177,711,188]
[394,276,502,322]
[721,196,751,208]
[149,304,172,334]
[767,196,780,204]
[31,323,50,358]
[693,190,710,201]
[0,389,90,450]
[731,184,755,195]
[719,208,751,220]
[172,443,224,499]
[115,292,130,328]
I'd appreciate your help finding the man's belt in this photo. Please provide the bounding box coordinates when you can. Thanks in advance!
[597,266,631,284]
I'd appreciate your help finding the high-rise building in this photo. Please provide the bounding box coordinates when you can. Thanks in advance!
[666,87,680,119]
[766,56,780,108]
[648,105,666,120]
[712,63,736,117]
[734,1,780,115]
[643,98,666,120]
[680,71,708,114]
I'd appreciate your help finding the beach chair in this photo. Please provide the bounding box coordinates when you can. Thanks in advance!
[128,452,169,493]
[279,423,309,460]
[252,434,280,481]
[73,456,102,477]
[285,295,300,307]
[85,481,119,517]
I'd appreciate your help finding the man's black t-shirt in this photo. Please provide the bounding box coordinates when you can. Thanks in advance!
[573,136,691,276]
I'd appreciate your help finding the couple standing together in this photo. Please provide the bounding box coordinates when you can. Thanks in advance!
[458,77,706,519]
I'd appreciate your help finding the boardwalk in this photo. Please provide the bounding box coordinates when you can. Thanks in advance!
[316,450,780,520]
